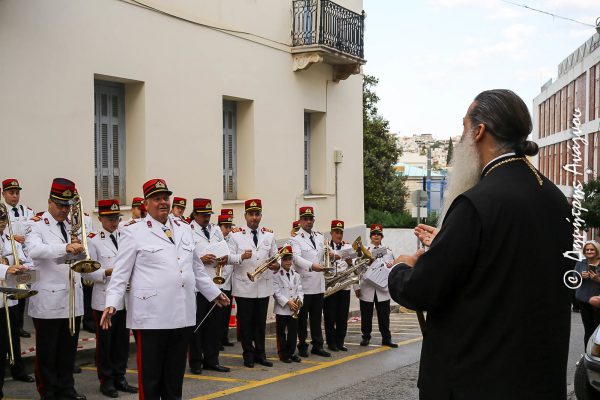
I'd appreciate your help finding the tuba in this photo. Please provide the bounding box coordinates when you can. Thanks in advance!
[66,195,100,336]
[324,236,373,298]
[247,246,289,282]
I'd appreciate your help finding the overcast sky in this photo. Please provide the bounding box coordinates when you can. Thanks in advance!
[362,0,599,139]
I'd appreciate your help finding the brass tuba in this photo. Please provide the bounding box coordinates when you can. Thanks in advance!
[324,236,373,298]
[247,246,289,282]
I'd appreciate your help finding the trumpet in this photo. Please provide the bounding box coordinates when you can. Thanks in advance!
[247,246,289,282]
[213,258,226,285]
[291,296,302,319]
[323,239,336,279]
[66,195,100,336]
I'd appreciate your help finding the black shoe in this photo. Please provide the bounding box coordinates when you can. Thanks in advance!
[243,360,254,368]
[256,359,273,367]
[360,339,370,346]
[190,367,202,375]
[100,384,119,398]
[73,366,82,374]
[328,345,339,352]
[290,355,302,363]
[114,380,137,394]
[58,390,86,400]
[281,358,292,363]
[13,374,34,382]
[338,345,348,352]
[311,348,331,357]
[382,341,398,348]
[19,328,31,338]
[298,348,309,357]
[204,364,230,373]
[222,341,235,347]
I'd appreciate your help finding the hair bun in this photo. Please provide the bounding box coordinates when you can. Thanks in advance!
[516,140,538,156]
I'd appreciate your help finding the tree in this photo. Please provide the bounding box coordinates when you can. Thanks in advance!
[363,75,408,213]
[446,138,454,165]
[582,178,600,229]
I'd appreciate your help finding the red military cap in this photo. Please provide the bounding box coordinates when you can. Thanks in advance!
[292,220,300,230]
[50,178,77,205]
[2,179,21,191]
[370,224,383,236]
[173,197,187,208]
[218,214,233,225]
[331,220,345,231]
[278,245,293,257]
[98,199,122,216]
[245,199,262,212]
[142,179,172,199]
[299,206,315,218]
[131,197,144,207]
[220,208,234,216]
[193,198,214,214]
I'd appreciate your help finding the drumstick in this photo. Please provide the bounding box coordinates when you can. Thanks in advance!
[194,302,217,333]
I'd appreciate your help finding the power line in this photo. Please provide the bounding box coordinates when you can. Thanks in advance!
[500,0,596,28]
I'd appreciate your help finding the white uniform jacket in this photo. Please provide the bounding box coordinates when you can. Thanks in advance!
[358,244,395,302]
[26,211,84,319]
[290,228,325,295]
[190,221,228,289]
[330,241,353,291]
[104,215,221,330]
[272,267,303,316]
[227,225,277,298]
[118,218,142,230]
[83,228,123,311]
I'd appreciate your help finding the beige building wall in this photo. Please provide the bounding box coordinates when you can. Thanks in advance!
[0,0,365,237]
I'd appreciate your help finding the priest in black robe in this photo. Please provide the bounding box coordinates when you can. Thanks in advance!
[389,89,574,400]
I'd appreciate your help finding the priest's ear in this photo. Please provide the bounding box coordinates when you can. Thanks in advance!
[472,123,486,143]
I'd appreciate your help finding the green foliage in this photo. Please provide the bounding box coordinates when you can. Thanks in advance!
[363,75,408,213]
[446,138,454,165]
[365,209,439,229]
[582,178,600,229]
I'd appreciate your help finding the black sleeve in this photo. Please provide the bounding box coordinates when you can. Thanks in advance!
[388,196,482,311]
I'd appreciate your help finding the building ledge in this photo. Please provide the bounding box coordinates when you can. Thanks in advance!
[221,199,246,205]
[292,47,364,81]
[303,194,330,199]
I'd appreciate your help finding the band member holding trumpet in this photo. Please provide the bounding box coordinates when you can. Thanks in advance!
[323,220,353,352]
[273,246,303,363]
[26,178,87,400]
[227,199,278,368]
[101,179,228,400]
[291,206,331,358]
[84,199,137,398]
[188,198,230,374]
[217,211,235,348]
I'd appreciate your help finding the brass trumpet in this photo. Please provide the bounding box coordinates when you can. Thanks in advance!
[323,238,336,279]
[213,258,226,285]
[291,296,302,319]
[247,246,290,282]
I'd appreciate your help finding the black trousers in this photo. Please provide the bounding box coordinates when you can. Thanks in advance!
[33,317,81,398]
[235,296,269,363]
[8,305,27,378]
[82,283,94,331]
[0,307,10,398]
[135,327,193,400]
[276,314,298,360]
[297,293,324,351]
[580,301,600,350]
[189,293,223,368]
[221,290,233,344]
[360,294,391,342]
[323,290,350,348]
[93,309,129,386]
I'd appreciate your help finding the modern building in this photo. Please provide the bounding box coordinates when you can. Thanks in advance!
[0,0,366,238]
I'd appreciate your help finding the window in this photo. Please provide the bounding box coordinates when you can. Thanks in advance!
[304,113,311,194]
[223,100,237,200]
[94,82,125,203]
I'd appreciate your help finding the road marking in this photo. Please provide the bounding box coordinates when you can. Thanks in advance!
[220,352,323,365]
[190,337,423,400]
[183,374,257,384]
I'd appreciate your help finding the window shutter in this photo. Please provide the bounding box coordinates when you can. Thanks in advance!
[223,101,237,200]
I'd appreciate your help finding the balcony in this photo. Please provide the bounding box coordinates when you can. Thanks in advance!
[291,0,366,81]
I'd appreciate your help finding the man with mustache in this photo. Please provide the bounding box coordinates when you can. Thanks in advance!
[389,89,573,400]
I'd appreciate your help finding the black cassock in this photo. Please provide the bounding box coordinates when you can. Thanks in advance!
[389,155,574,400]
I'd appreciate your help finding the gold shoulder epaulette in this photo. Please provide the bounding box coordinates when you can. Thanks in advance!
[231,227,244,233]
[261,227,273,233]
[87,232,96,238]
[125,220,137,227]
[30,216,41,222]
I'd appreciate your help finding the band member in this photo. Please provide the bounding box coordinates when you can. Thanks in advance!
[188,198,230,374]
[323,220,353,352]
[227,199,278,368]
[26,178,87,400]
[356,224,397,348]
[117,197,144,229]
[0,209,35,384]
[101,179,228,400]
[84,200,137,398]
[171,197,187,220]
[273,246,303,363]
[218,213,235,348]
[290,220,300,237]
[291,206,330,358]
[2,179,34,338]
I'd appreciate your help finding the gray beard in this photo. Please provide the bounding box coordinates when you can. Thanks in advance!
[438,135,481,228]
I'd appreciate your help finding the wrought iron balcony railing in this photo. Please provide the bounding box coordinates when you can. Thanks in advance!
[292,0,365,60]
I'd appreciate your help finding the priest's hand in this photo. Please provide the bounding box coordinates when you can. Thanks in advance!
[414,224,438,247]
[591,296,600,309]
[393,248,425,268]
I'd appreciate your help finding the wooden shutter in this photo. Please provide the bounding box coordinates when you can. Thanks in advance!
[223,101,237,200]
[94,82,125,203]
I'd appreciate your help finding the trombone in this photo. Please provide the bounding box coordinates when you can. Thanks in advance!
[247,246,289,282]
[66,195,100,336]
